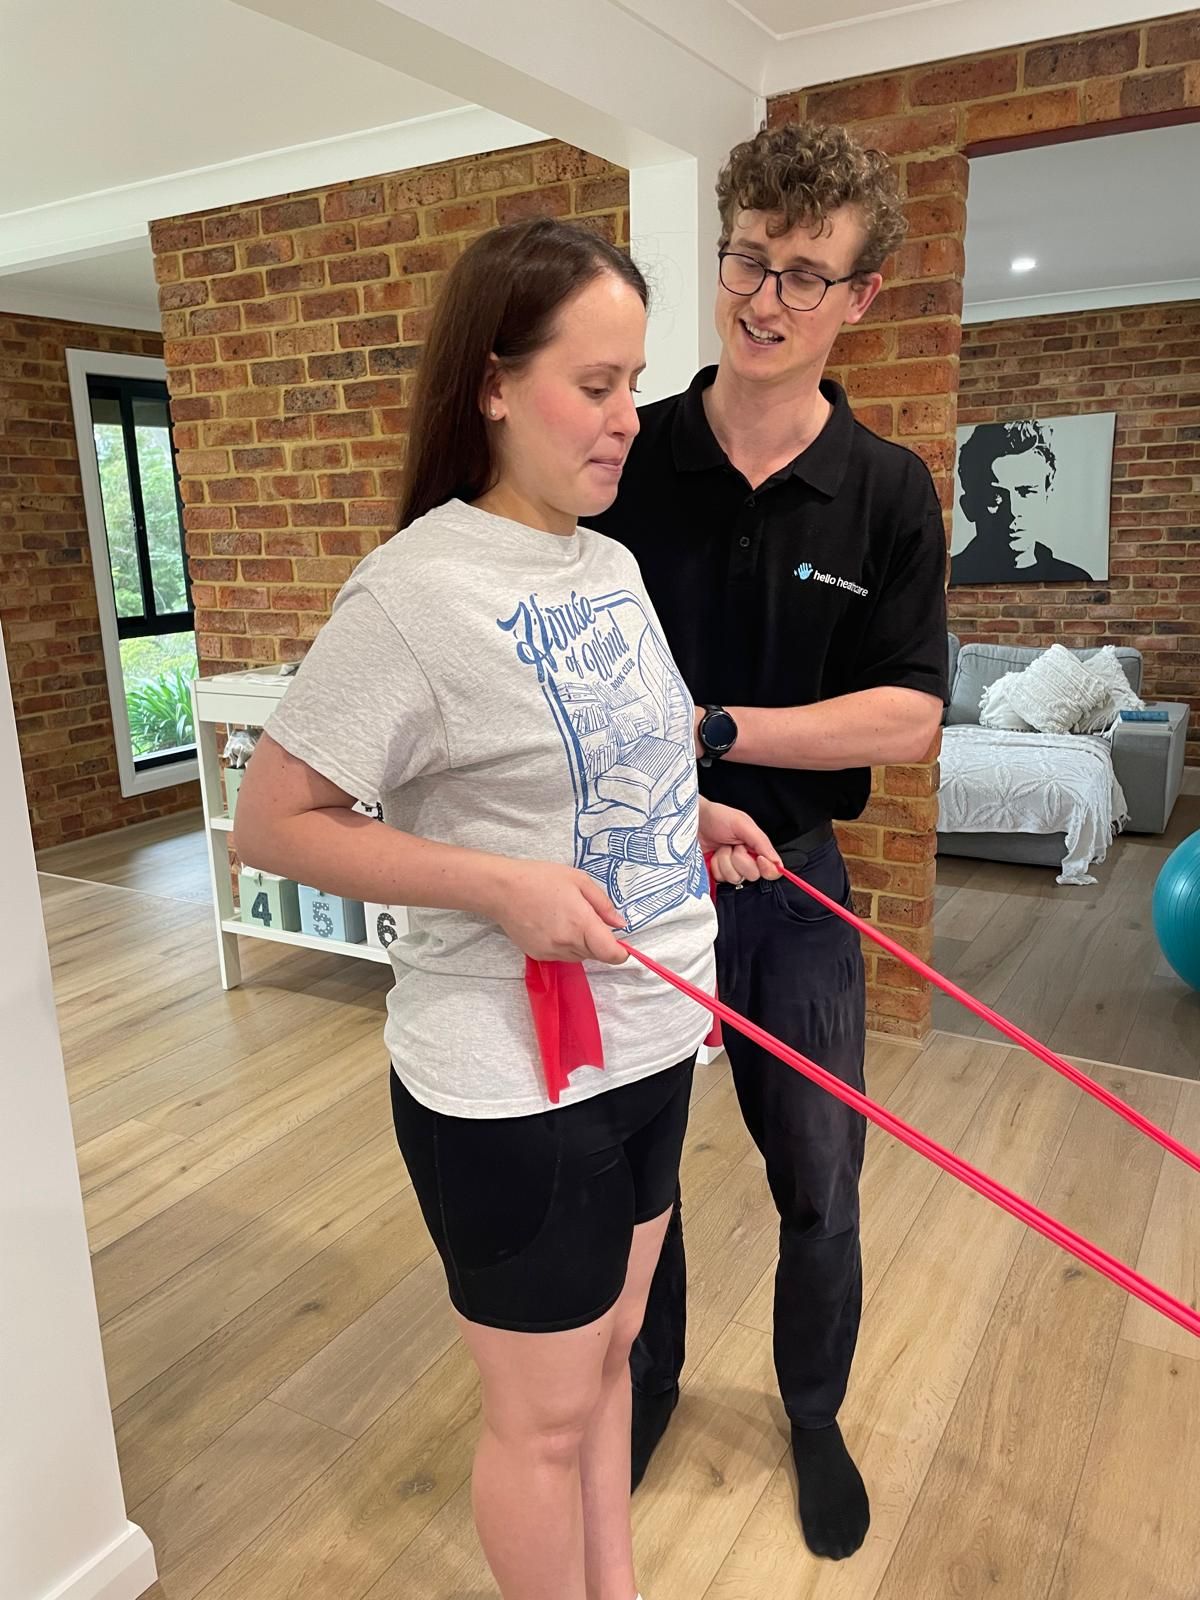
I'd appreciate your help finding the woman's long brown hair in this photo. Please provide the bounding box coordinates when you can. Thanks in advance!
[397,218,648,531]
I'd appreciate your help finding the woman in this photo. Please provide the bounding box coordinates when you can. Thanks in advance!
[233,217,779,1600]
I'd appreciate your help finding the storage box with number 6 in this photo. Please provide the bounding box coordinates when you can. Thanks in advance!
[238,868,301,933]
[364,902,409,951]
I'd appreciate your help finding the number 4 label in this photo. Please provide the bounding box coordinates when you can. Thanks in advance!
[251,891,273,928]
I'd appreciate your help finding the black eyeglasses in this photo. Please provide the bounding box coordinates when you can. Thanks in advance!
[718,250,858,312]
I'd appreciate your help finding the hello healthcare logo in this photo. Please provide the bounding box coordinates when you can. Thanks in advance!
[794,562,869,598]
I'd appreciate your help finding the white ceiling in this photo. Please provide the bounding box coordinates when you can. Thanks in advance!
[0,0,465,214]
[963,123,1200,321]
[615,0,1199,95]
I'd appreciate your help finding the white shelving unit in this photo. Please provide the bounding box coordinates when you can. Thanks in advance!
[191,669,391,989]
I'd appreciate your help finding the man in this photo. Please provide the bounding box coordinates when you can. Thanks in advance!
[951,419,1091,583]
[589,120,948,1561]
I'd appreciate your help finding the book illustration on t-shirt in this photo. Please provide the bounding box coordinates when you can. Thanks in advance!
[498,586,706,932]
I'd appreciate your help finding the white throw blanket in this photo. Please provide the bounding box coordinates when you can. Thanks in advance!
[938,727,1128,885]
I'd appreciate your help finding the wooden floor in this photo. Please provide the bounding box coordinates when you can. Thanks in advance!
[935,795,1200,1080]
[38,814,1200,1600]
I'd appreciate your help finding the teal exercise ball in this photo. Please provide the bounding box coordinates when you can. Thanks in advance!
[1153,830,1200,992]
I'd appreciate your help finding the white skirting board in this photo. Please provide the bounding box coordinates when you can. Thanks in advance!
[39,1525,156,1600]
[1182,766,1200,796]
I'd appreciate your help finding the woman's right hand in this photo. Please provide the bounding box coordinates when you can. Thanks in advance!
[483,860,629,965]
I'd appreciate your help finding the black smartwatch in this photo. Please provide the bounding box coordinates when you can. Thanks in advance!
[697,704,738,768]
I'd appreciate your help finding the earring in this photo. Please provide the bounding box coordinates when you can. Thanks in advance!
[489,405,498,420]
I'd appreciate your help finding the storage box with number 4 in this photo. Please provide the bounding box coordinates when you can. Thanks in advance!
[299,886,366,944]
[239,868,301,933]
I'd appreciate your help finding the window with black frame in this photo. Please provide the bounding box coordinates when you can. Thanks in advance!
[87,375,197,772]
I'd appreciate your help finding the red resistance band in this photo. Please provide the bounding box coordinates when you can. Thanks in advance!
[524,870,1200,1341]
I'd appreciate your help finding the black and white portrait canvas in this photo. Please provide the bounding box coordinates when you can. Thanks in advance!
[950,412,1116,585]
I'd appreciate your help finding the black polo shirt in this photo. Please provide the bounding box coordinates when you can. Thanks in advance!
[588,368,948,845]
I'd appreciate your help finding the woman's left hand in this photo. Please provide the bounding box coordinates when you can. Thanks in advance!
[698,799,783,886]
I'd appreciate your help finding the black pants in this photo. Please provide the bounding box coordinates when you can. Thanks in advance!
[630,837,867,1426]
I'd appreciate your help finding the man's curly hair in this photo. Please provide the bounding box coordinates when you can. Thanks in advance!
[717,121,907,275]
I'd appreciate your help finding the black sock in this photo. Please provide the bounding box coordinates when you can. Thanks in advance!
[790,1421,870,1560]
[630,1384,679,1492]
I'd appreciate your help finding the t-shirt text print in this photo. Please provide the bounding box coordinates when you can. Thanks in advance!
[497,585,705,931]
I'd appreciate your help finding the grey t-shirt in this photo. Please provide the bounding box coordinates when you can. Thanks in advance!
[265,499,717,1118]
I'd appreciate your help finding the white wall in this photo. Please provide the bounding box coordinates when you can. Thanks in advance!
[0,620,155,1600]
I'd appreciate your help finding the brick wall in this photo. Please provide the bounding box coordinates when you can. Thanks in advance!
[955,300,1200,766]
[150,140,628,671]
[0,313,201,848]
[770,8,1200,1035]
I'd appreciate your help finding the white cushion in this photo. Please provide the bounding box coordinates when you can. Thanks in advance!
[1006,644,1108,735]
[1073,644,1144,732]
[979,672,1033,730]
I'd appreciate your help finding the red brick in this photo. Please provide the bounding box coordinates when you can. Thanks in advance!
[300,289,360,322]
[318,470,376,498]
[261,198,322,234]
[965,89,1079,145]
[235,506,288,531]
[182,245,237,278]
[226,388,282,418]
[297,224,358,259]
[273,325,334,357]
[211,271,265,303]
[1146,18,1200,68]
[204,212,258,243]
[250,358,305,387]
[241,558,294,583]
[327,252,392,284]
[395,241,458,275]
[496,186,571,224]
[897,396,955,435]
[245,297,298,327]
[904,153,969,198]
[343,378,406,408]
[845,358,956,398]
[257,417,313,442]
[307,351,367,381]
[291,443,348,470]
[532,146,609,184]
[851,108,959,157]
[574,175,629,213]
[910,54,1018,104]
[150,218,204,252]
[263,473,316,500]
[159,282,209,311]
[387,168,457,208]
[903,196,966,239]
[208,476,259,503]
[190,306,241,335]
[231,446,286,471]
[1025,30,1140,86]
[245,236,296,267]
[337,315,400,350]
[266,262,326,294]
[426,199,494,235]
[292,501,347,527]
[893,237,965,282]
[284,384,339,414]
[164,336,217,365]
[1120,69,1187,117]
[313,411,375,439]
[459,154,535,194]
[323,184,386,221]
[219,332,271,361]
[870,279,963,322]
[897,321,961,359]
[357,213,421,248]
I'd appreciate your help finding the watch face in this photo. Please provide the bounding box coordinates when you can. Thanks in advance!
[703,709,737,752]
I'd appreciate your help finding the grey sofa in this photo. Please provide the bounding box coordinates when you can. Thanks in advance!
[939,635,1189,867]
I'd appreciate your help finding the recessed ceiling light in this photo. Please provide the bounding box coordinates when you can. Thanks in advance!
[1011,256,1037,273]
